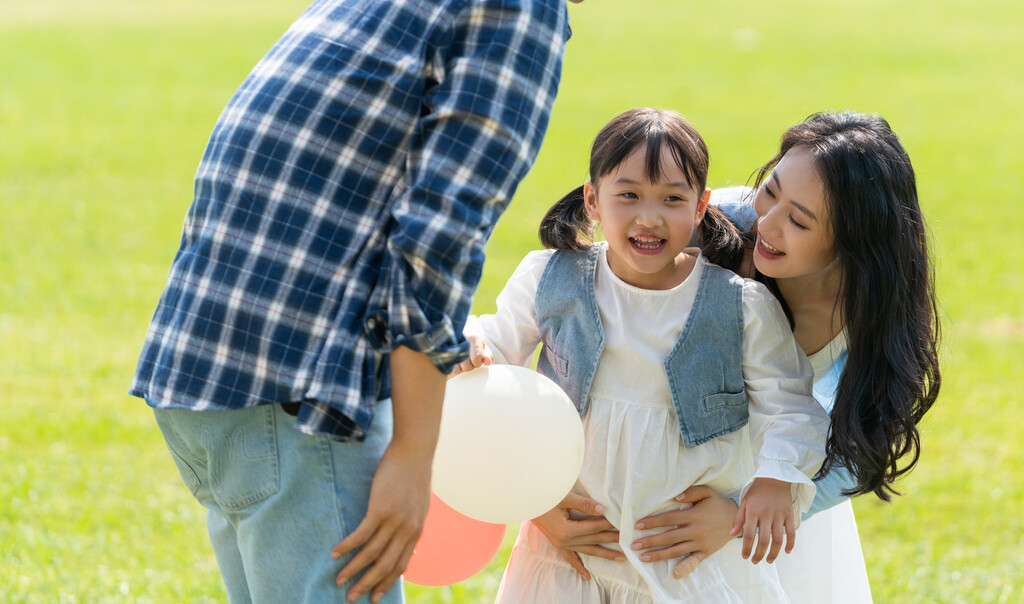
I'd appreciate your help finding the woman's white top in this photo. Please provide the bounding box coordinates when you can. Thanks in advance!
[476,244,829,602]
[775,330,874,603]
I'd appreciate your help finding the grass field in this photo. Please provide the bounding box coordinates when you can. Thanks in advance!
[1,0,1021,602]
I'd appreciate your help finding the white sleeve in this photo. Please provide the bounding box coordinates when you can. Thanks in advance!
[738,279,831,517]
[465,249,553,368]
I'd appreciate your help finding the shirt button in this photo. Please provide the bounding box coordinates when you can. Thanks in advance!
[364,313,389,347]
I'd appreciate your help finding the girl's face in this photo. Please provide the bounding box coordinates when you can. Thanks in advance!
[584,146,709,290]
[752,146,837,281]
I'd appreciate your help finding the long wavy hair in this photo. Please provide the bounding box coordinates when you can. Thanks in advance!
[753,111,941,500]
[539,107,744,270]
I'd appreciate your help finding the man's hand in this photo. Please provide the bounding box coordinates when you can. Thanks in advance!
[531,491,622,580]
[731,477,795,564]
[331,345,446,602]
[331,442,432,601]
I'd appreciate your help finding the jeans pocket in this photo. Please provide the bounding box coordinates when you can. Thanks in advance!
[206,406,281,510]
[164,440,202,496]
[154,409,203,496]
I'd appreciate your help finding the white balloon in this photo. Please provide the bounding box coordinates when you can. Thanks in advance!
[432,365,585,524]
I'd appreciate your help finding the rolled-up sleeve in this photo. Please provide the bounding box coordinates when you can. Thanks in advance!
[382,0,569,372]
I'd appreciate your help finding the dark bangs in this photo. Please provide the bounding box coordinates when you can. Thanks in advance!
[589,108,708,192]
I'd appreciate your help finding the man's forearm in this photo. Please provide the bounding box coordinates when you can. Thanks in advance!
[388,345,446,458]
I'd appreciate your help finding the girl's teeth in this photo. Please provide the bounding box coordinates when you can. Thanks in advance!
[631,237,662,250]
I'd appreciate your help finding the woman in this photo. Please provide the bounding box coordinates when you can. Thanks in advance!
[520,111,942,602]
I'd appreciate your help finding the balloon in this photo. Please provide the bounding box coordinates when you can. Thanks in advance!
[403,493,506,586]
[432,365,585,524]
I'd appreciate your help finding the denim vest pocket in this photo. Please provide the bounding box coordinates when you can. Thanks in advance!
[701,390,747,412]
[542,345,570,380]
[206,406,281,510]
[695,390,749,442]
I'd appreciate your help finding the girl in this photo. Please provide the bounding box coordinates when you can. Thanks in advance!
[622,112,941,603]
[462,108,830,602]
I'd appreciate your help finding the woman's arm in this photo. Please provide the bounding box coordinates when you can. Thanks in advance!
[632,464,858,578]
[804,464,856,520]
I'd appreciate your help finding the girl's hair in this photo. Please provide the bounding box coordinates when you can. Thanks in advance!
[753,111,941,501]
[539,107,744,270]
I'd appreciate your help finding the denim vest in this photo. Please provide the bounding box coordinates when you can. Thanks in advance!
[534,246,748,448]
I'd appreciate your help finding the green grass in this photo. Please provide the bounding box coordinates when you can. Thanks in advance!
[2,0,1021,601]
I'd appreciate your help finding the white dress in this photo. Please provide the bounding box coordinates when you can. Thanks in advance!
[773,332,873,603]
[478,245,830,603]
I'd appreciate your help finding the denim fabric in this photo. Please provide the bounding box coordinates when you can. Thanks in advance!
[534,246,748,449]
[709,186,758,234]
[153,403,402,604]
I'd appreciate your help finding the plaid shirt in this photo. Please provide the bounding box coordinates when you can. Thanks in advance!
[131,0,570,440]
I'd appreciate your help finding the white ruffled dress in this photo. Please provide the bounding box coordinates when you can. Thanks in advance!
[479,246,829,603]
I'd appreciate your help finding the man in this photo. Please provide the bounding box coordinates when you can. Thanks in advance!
[131,1,579,601]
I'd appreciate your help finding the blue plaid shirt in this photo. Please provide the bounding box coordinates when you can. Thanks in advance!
[131,0,570,440]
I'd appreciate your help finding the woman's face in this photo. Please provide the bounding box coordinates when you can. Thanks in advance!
[752,146,836,280]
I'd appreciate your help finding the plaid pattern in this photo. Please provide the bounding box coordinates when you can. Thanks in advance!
[131,0,569,440]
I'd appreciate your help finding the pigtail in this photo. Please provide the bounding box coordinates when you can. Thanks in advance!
[694,204,745,272]
[538,185,595,250]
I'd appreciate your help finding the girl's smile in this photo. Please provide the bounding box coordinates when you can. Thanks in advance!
[583,146,709,290]
[629,234,667,253]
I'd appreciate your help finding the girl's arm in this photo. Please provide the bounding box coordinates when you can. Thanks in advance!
[460,248,623,577]
[631,464,858,575]
[466,249,552,367]
[741,282,830,504]
[737,281,830,561]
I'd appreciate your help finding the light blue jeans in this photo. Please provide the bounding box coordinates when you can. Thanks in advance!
[153,402,404,604]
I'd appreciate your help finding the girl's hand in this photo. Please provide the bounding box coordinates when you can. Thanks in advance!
[730,477,796,564]
[449,332,493,378]
[632,486,736,579]
[531,491,622,580]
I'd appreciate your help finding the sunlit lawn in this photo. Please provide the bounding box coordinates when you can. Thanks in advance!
[2,0,1021,602]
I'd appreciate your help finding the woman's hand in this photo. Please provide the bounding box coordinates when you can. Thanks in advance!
[632,486,737,579]
[532,491,623,580]
[449,330,493,378]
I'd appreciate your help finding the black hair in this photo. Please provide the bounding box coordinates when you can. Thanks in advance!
[538,107,743,271]
[753,111,941,501]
